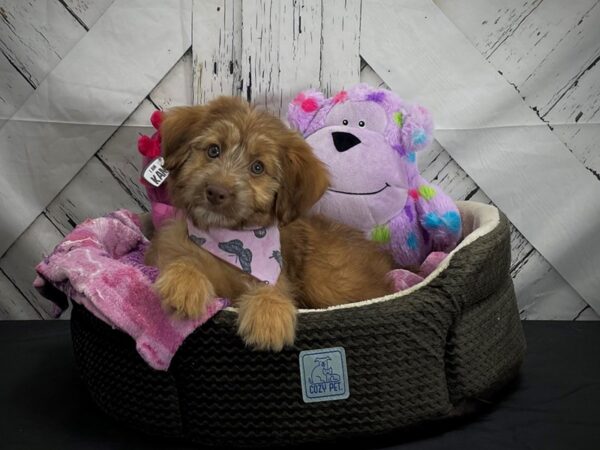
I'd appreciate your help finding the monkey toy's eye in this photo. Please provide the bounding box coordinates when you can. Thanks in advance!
[207,145,221,158]
[342,119,349,126]
[250,160,265,175]
[358,120,366,127]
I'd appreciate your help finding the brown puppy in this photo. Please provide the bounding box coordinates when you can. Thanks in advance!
[145,96,394,351]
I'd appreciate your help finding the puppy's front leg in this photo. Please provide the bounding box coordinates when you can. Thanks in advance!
[155,257,216,319]
[236,279,297,351]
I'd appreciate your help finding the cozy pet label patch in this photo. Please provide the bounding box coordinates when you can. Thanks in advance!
[299,347,350,403]
[142,157,169,187]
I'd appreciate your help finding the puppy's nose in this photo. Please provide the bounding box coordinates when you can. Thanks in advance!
[206,184,231,205]
[332,131,361,152]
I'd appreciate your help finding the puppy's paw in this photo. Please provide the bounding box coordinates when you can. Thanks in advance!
[155,261,215,319]
[237,287,297,352]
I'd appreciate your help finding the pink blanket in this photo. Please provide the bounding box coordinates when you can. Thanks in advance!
[34,209,447,371]
[34,210,228,371]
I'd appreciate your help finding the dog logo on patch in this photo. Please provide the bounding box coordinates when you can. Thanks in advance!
[299,347,349,403]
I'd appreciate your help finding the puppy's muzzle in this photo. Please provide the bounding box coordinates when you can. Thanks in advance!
[206,184,232,206]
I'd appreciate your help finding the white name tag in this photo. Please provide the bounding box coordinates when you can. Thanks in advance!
[142,157,169,187]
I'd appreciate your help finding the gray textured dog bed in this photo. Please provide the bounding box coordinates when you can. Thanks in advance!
[70,201,526,447]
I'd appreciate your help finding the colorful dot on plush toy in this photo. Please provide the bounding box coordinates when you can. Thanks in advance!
[412,129,427,146]
[393,111,404,127]
[418,185,436,200]
[292,92,306,104]
[442,211,462,234]
[406,232,418,250]
[371,224,391,244]
[301,97,319,112]
[366,91,386,103]
[423,212,443,229]
[406,152,416,163]
[333,90,348,104]
[409,188,420,200]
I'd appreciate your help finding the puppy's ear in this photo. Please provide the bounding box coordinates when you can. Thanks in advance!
[276,132,330,224]
[160,106,205,171]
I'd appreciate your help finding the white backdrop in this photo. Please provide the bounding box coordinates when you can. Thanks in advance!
[0,0,598,320]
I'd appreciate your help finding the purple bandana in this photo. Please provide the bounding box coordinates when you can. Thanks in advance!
[186,218,282,285]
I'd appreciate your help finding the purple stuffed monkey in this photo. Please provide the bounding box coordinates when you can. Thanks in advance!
[287,84,462,267]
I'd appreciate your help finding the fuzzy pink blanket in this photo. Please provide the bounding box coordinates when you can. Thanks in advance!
[34,210,228,371]
[34,209,447,371]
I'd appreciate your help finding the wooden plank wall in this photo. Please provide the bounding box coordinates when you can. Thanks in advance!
[0,0,597,320]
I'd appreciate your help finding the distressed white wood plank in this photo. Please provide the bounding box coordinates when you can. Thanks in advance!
[150,50,194,108]
[278,0,322,113]
[0,269,41,319]
[0,50,31,127]
[435,0,542,58]
[0,0,192,256]
[45,157,144,235]
[96,100,155,210]
[483,0,600,118]
[361,0,600,314]
[0,214,64,319]
[241,0,281,110]
[0,0,85,87]
[544,57,600,177]
[515,249,591,320]
[98,54,194,211]
[360,58,388,89]
[62,0,115,28]
[241,0,322,117]
[320,0,361,96]
[437,0,600,174]
[193,0,242,103]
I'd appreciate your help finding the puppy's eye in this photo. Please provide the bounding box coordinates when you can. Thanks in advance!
[207,145,220,158]
[342,119,349,126]
[250,160,264,175]
[358,120,366,127]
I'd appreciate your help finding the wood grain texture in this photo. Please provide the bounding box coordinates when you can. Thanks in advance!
[46,52,195,237]
[45,157,144,235]
[320,0,362,95]
[0,0,192,256]
[240,0,323,117]
[437,0,600,175]
[61,0,115,28]
[0,269,40,319]
[0,0,86,87]
[241,0,282,112]
[0,50,31,127]
[97,53,194,210]
[193,0,242,103]
[0,214,64,319]
[278,0,322,112]
[149,50,194,109]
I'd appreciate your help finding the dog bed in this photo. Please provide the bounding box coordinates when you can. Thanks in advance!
[67,201,525,447]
